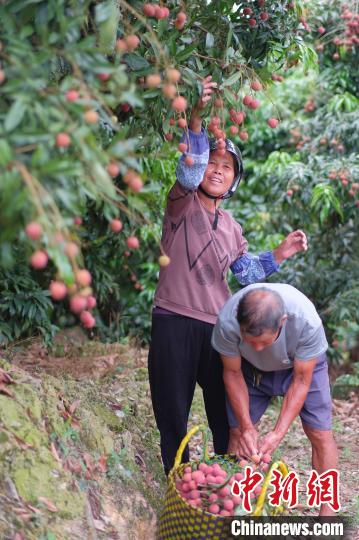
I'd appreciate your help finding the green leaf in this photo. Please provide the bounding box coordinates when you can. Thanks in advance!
[120,90,143,108]
[176,44,197,62]
[221,71,241,88]
[0,140,14,166]
[124,54,150,71]
[95,0,120,53]
[110,137,138,159]
[4,100,27,132]
[205,32,215,50]
[311,184,343,222]
[47,246,74,283]
[19,25,34,39]
[6,0,43,13]
[222,88,238,108]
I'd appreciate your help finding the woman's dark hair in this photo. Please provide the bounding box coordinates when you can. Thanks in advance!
[236,287,285,336]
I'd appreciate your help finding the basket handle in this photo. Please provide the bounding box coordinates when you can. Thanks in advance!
[174,424,208,469]
[252,460,289,516]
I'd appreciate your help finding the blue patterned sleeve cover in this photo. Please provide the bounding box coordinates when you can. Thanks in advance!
[230,251,279,286]
[176,128,210,190]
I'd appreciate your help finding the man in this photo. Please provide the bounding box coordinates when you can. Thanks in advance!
[211,283,338,516]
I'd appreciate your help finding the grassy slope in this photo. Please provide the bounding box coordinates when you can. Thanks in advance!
[0,336,165,540]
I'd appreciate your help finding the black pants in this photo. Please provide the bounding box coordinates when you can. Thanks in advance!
[148,313,229,475]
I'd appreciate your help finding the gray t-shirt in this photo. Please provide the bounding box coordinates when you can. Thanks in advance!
[211,283,328,371]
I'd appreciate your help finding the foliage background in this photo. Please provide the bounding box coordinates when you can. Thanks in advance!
[0,0,358,364]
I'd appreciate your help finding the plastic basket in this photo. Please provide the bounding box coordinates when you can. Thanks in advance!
[157,425,289,539]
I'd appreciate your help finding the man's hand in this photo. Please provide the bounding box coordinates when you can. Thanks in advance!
[228,427,242,455]
[273,230,308,264]
[228,426,259,458]
[240,426,259,458]
[258,430,283,456]
[189,75,217,132]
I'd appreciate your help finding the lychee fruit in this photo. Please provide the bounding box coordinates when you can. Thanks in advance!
[30,250,48,269]
[75,269,92,287]
[25,222,42,241]
[50,281,67,301]
[110,219,123,232]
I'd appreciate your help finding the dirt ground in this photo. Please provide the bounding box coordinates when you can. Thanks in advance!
[1,331,358,539]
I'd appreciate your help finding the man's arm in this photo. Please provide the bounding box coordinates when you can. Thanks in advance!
[230,230,308,286]
[222,354,259,457]
[259,357,317,455]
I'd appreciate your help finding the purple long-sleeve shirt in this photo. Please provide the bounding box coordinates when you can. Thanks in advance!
[153,129,278,324]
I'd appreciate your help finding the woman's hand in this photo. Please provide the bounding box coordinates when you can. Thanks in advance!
[273,230,308,264]
[189,75,217,132]
[197,75,217,110]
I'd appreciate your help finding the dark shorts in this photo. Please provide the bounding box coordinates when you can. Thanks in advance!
[226,353,332,431]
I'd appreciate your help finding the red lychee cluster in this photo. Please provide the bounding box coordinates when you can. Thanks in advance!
[208,116,226,140]
[333,6,359,49]
[242,95,260,110]
[142,4,187,29]
[54,276,97,328]
[288,128,311,150]
[228,108,246,140]
[165,70,279,154]
[156,68,191,143]
[206,82,279,144]
[25,220,97,328]
[271,73,284,82]
[315,6,358,56]
[328,168,359,202]
[329,138,345,153]
[26,222,48,271]
[175,455,272,515]
[116,34,140,53]
[143,4,170,19]
[123,169,144,193]
[239,4,270,28]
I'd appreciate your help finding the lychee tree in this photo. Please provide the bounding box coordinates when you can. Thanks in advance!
[0,0,316,343]
[227,0,359,361]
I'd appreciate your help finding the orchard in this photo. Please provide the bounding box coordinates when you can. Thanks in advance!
[0,1,358,536]
[0,0,357,355]
[0,0,319,343]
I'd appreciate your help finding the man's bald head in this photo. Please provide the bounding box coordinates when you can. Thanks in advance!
[236,287,286,337]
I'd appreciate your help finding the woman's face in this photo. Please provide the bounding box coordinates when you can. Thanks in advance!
[200,150,235,198]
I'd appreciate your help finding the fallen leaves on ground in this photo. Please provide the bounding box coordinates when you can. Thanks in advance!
[38,496,58,513]
[0,383,13,397]
[58,397,81,429]
[13,435,34,450]
[0,367,15,397]
[50,441,62,464]
[0,367,15,384]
